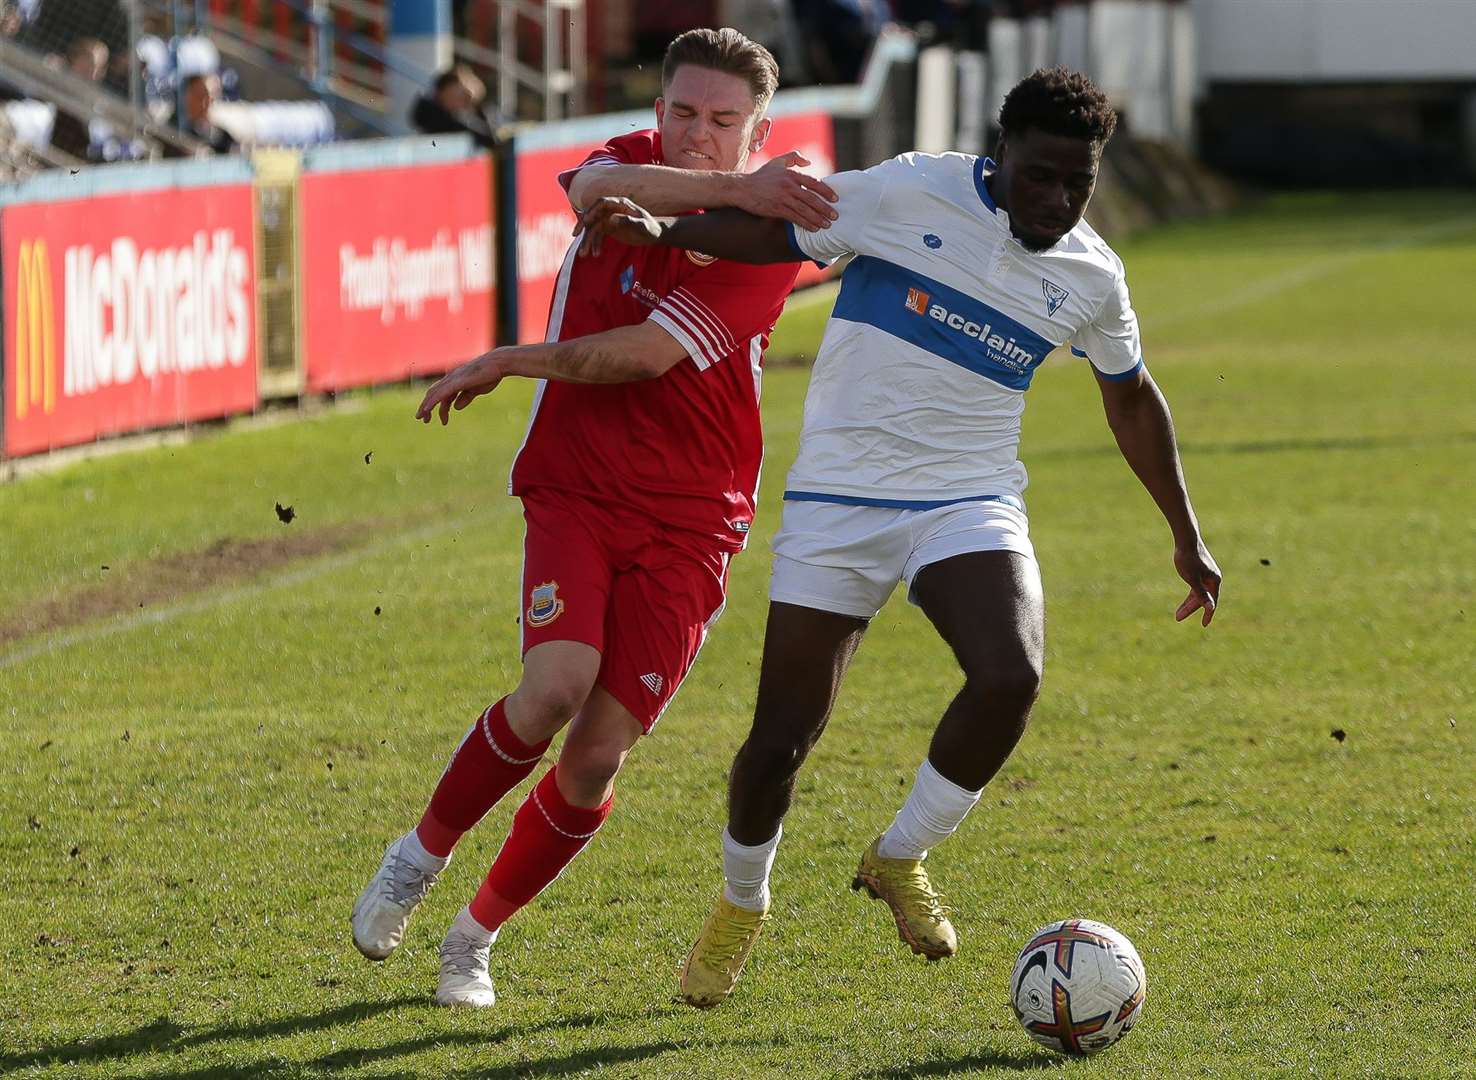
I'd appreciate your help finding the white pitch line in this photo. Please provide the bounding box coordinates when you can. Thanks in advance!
[0,510,499,672]
[781,215,1476,350]
[1153,213,1476,332]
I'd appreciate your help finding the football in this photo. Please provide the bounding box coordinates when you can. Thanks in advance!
[1009,919,1147,1056]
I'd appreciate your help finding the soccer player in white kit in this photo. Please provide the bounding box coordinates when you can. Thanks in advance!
[579,66,1223,1007]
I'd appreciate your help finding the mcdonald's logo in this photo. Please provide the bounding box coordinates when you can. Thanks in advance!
[13,238,57,420]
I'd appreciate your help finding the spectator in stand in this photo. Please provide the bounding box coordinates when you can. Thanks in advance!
[0,3,28,101]
[48,36,108,160]
[163,72,235,156]
[65,35,107,80]
[411,64,499,150]
[892,0,992,49]
[17,0,126,58]
[792,0,890,84]
[0,0,29,40]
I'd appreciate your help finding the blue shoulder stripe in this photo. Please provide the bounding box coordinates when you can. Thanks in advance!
[785,221,830,268]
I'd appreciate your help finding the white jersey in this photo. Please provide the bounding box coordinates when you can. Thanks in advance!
[784,152,1143,508]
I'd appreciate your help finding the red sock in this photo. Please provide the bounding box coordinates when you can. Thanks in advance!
[468,768,613,931]
[415,698,550,858]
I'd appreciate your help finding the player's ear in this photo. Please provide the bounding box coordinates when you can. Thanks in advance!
[748,115,772,154]
[655,96,666,127]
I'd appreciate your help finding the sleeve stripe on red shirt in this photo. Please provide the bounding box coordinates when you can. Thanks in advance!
[670,288,737,352]
[657,296,731,366]
[666,288,737,356]
[648,308,722,370]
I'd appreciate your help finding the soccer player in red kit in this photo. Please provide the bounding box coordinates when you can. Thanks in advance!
[348,27,837,1008]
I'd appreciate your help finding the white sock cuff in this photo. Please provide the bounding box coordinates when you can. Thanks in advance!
[722,824,782,858]
[920,757,984,802]
[454,906,499,944]
[401,828,452,872]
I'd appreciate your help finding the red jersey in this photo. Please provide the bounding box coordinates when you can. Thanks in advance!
[509,130,800,551]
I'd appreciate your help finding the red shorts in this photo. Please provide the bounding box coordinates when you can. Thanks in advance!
[519,488,732,732]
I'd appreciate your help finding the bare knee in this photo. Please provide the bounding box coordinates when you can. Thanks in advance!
[509,678,593,742]
[961,655,1044,715]
[557,736,630,805]
[735,727,815,786]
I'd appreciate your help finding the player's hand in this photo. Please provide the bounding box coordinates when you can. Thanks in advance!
[574,196,663,258]
[415,352,505,425]
[736,152,839,231]
[1173,540,1222,627]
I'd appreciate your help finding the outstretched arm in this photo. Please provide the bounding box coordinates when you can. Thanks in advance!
[1096,366,1222,626]
[415,322,686,425]
[576,196,800,265]
[566,152,838,231]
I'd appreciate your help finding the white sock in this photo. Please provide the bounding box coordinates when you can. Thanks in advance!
[877,758,983,861]
[451,905,499,944]
[722,825,782,912]
[400,829,452,873]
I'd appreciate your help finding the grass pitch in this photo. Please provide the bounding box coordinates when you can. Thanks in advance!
[2,192,1474,1078]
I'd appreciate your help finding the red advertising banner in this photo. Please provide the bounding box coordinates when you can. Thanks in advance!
[515,110,837,343]
[515,140,602,344]
[300,157,495,393]
[2,186,258,458]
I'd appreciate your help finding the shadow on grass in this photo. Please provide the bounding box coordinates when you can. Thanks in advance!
[122,1038,692,1080]
[4,999,685,1079]
[4,994,1051,1078]
[858,1046,1063,1077]
[0,995,421,1072]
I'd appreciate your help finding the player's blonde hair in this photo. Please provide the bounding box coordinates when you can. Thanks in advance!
[661,27,779,113]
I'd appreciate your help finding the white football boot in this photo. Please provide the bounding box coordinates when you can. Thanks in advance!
[350,835,446,961]
[435,910,497,1007]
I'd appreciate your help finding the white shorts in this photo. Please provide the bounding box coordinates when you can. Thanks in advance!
[769,496,1037,620]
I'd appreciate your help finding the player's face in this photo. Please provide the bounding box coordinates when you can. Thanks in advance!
[994,129,1102,251]
[656,65,767,173]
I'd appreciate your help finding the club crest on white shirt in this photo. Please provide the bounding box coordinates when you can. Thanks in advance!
[1042,278,1069,317]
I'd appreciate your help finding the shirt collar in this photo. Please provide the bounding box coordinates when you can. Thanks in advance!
[976,154,1074,254]
[974,156,998,214]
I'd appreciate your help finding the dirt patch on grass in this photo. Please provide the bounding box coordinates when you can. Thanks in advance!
[0,522,369,647]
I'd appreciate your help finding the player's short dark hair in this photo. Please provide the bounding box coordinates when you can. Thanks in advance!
[998,66,1117,146]
[662,27,779,113]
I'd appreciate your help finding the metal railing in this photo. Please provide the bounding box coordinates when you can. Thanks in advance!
[0,35,208,160]
[456,0,585,122]
[194,0,585,125]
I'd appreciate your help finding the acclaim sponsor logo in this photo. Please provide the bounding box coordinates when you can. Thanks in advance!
[903,289,1038,373]
[338,225,492,325]
[56,229,251,398]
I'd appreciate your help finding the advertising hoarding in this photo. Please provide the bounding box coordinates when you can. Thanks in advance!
[299,157,495,392]
[2,185,258,457]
